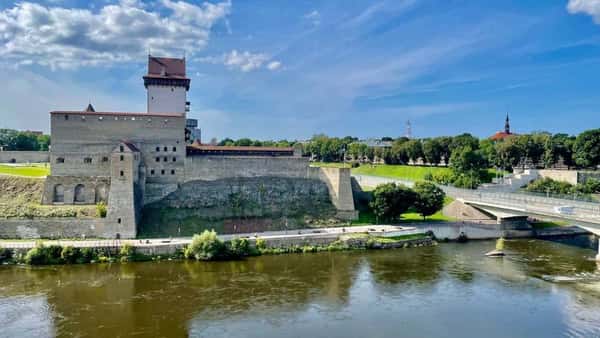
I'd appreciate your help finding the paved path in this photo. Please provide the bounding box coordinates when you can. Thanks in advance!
[0,225,419,249]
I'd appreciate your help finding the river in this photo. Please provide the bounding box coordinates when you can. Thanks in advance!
[1,238,600,338]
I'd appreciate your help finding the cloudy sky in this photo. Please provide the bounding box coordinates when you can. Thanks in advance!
[1,0,600,140]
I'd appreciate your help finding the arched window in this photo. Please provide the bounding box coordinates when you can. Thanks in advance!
[74,184,85,203]
[53,184,64,203]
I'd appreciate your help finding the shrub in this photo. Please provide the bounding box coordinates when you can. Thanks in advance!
[24,242,63,265]
[423,172,434,181]
[255,238,267,250]
[184,230,227,261]
[61,246,82,264]
[79,247,97,264]
[119,244,136,262]
[227,238,251,258]
[0,247,13,263]
[96,201,107,218]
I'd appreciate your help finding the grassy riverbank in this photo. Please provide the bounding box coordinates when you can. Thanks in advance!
[0,164,50,177]
[0,230,434,265]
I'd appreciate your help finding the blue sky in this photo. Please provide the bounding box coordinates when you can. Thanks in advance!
[1,0,600,140]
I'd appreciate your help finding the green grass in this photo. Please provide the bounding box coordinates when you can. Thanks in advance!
[352,197,454,225]
[352,164,450,181]
[310,162,352,168]
[0,164,50,177]
[530,220,569,229]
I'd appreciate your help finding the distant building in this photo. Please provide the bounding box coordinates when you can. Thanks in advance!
[359,139,392,148]
[490,114,515,141]
[185,118,201,144]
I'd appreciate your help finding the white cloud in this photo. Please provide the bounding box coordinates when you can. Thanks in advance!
[567,0,600,23]
[304,10,320,26]
[199,50,282,72]
[0,0,231,69]
[266,61,281,70]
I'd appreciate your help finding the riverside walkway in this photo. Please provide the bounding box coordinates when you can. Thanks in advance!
[0,225,420,250]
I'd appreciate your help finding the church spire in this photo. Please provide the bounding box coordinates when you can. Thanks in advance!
[505,113,510,134]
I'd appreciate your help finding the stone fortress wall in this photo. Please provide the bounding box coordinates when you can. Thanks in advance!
[538,169,600,185]
[0,151,49,163]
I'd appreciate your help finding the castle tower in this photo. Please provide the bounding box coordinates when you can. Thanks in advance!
[143,56,190,114]
[505,113,510,134]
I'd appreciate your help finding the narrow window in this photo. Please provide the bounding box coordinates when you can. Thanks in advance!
[102,157,108,162]
[172,157,176,162]
[163,157,167,162]
[161,169,165,175]
[56,157,65,164]
[84,157,92,164]
[171,169,175,175]
[120,145,124,152]
[120,155,124,161]
[155,157,160,162]
[120,170,124,177]
[64,115,69,120]
[156,146,160,152]
[172,146,176,152]
[163,146,167,152]
[117,218,122,224]
[150,169,155,175]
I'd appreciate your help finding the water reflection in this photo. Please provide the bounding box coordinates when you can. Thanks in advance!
[1,239,600,337]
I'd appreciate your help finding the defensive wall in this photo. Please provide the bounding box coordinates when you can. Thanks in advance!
[539,169,600,185]
[0,151,49,163]
[0,218,131,239]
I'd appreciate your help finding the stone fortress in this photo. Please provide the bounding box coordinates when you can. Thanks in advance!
[40,56,357,238]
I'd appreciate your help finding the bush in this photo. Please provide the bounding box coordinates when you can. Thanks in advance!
[184,230,227,261]
[24,242,63,265]
[227,238,252,258]
[0,247,13,263]
[61,246,82,264]
[96,201,107,218]
[431,171,456,185]
[119,244,136,262]
[255,238,267,250]
[423,172,434,181]
[369,183,417,222]
[79,247,97,264]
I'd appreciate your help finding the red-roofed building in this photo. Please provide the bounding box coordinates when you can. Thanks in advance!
[490,114,516,141]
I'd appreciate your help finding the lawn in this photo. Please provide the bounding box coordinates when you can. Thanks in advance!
[351,164,502,183]
[352,197,455,225]
[352,164,450,181]
[0,164,50,177]
[310,162,352,168]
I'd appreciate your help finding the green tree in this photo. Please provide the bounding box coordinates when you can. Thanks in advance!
[184,230,227,261]
[422,138,443,165]
[369,183,416,222]
[450,133,479,152]
[403,139,424,163]
[573,129,600,168]
[413,181,446,220]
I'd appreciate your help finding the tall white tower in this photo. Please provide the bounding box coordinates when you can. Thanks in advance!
[143,56,190,114]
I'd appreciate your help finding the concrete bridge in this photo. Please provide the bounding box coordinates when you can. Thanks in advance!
[352,174,600,260]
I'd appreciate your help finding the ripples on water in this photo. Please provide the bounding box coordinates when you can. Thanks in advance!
[1,238,600,338]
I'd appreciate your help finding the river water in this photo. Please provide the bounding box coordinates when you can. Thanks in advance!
[1,238,600,338]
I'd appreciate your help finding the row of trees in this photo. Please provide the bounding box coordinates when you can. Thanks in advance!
[370,181,446,222]
[0,129,50,151]
[215,138,297,148]
[303,129,600,170]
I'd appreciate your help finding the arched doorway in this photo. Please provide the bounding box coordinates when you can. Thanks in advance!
[95,184,108,203]
[74,184,86,203]
[53,184,64,203]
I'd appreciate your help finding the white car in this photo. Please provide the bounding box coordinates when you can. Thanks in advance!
[553,206,575,215]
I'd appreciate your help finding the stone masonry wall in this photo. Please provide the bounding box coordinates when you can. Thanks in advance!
[0,151,49,163]
[538,169,600,185]
[0,218,122,239]
[184,156,310,181]
[145,176,335,219]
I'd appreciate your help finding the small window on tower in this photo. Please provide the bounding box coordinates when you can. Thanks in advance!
[102,157,109,162]
[155,157,160,162]
[156,146,160,152]
[64,115,69,120]
[163,146,168,152]
[56,157,65,164]
[150,169,155,175]
[172,157,176,162]
[120,170,124,177]
[120,155,124,161]
[120,145,124,152]
[163,157,167,162]
[161,169,165,175]
[172,147,176,152]
[171,169,175,175]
